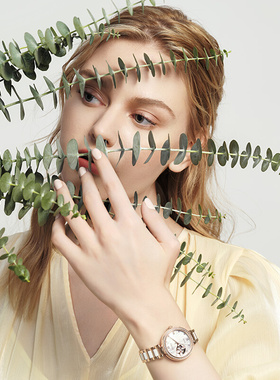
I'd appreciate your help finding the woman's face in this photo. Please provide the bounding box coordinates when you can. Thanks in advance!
[60,39,190,203]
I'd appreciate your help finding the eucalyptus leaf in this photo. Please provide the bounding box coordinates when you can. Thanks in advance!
[67,139,79,170]
[160,136,170,165]
[132,131,140,166]
[207,138,216,167]
[73,17,86,40]
[190,138,202,165]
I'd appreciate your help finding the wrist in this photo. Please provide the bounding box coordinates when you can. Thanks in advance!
[119,287,191,350]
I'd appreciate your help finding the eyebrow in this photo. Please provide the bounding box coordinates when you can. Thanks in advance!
[129,97,175,118]
[78,69,175,118]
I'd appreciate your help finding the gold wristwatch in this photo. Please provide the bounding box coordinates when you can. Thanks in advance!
[139,326,198,363]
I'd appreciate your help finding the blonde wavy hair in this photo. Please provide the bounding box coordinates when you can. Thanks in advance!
[2,5,225,319]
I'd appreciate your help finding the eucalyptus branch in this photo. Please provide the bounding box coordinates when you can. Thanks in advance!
[171,242,246,323]
[0,49,229,121]
[0,229,30,282]
[0,0,153,86]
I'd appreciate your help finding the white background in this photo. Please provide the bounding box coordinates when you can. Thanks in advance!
[0,0,279,266]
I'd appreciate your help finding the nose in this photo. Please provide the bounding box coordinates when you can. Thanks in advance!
[88,105,121,149]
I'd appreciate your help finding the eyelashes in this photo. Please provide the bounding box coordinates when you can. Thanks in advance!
[78,88,157,127]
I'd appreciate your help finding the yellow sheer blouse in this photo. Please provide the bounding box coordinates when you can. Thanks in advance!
[0,228,280,379]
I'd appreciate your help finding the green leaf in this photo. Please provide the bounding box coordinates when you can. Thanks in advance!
[261,148,272,172]
[38,207,50,226]
[144,130,156,164]
[30,85,44,110]
[0,98,11,121]
[144,53,155,77]
[44,76,58,108]
[60,201,71,216]
[183,209,192,225]
[182,48,188,72]
[93,65,102,89]
[159,52,166,75]
[62,72,71,98]
[252,145,262,168]
[133,191,138,210]
[190,138,202,165]
[18,205,32,219]
[126,0,133,15]
[229,140,239,168]
[34,46,51,70]
[117,132,125,165]
[133,54,141,82]
[24,32,38,54]
[160,137,171,166]
[73,17,86,40]
[132,131,140,166]
[202,283,212,298]
[9,42,24,69]
[56,21,72,49]
[45,28,57,54]
[217,142,228,167]
[43,143,53,170]
[207,138,216,167]
[0,172,12,193]
[118,57,128,82]
[74,68,86,98]
[24,147,32,167]
[96,135,107,156]
[107,62,116,88]
[271,153,280,172]
[193,47,199,69]
[3,149,12,171]
[67,139,79,170]
[0,228,5,238]
[163,201,172,219]
[4,192,15,216]
[102,8,110,24]
[0,236,8,248]
[41,190,56,210]
[174,133,188,165]
[34,143,43,168]
[170,50,177,71]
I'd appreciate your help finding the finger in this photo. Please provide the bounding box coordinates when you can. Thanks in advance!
[141,197,180,255]
[54,179,97,247]
[78,167,113,228]
[91,148,135,219]
[52,214,82,266]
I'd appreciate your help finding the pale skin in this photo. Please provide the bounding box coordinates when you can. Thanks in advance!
[52,39,220,379]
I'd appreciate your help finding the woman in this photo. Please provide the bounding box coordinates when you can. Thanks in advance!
[0,5,280,379]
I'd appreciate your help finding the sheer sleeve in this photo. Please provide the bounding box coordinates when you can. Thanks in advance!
[205,248,280,379]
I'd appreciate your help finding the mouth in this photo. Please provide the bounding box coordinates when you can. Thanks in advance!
[78,149,99,176]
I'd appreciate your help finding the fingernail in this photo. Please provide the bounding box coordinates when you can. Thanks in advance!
[54,179,62,190]
[79,167,87,177]
[144,197,155,210]
[92,148,102,161]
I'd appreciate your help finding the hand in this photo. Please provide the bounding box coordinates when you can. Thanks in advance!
[51,148,180,321]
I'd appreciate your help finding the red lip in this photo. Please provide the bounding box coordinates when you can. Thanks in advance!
[78,149,99,176]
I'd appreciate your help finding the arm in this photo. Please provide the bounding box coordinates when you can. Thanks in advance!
[52,148,220,380]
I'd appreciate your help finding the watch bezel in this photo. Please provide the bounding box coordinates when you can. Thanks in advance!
[160,326,194,361]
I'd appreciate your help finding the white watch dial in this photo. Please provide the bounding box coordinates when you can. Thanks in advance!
[162,327,194,360]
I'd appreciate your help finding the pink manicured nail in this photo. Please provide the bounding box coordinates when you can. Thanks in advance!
[144,197,155,210]
[92,148,102,160]
[54,179,62,190]
[79,167,87,177]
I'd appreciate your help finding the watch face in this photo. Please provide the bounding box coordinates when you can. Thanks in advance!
[161,327,194,361]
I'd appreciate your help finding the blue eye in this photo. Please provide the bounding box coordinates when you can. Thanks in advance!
[133,113,156,126]
[83,91,101,104]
